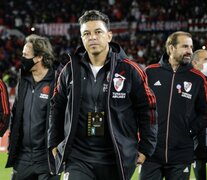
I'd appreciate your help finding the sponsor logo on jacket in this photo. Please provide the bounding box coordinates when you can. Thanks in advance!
[40,85,50,99]
[176,81,192,99]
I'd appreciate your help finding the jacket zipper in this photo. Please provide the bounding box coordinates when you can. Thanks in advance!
[94,75,97,112]
[165,71,176,163]
[30,88,35,161]
[107,53,126,180]
[47,79,55,175]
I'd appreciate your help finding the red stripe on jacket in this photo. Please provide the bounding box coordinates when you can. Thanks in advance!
[145,63,161,70]
[0,80,9,131]
[190,68,207,101]
[123,59,156,124]
[0,80,9,116]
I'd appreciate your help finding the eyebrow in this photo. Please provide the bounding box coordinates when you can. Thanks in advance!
[83,28,105,32]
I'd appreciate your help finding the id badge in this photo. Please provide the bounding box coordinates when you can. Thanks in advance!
[87,112,105,136]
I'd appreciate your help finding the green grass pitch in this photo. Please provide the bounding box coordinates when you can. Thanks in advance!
[0,152,197,180]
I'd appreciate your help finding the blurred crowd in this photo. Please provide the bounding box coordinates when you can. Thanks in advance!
[0,0,207,90]
[1,0,206,26]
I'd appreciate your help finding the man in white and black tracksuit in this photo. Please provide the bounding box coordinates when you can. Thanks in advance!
[140,31,207,180]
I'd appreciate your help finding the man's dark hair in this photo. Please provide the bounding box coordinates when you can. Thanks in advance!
[26,34,55,68]
[78,10,110,30]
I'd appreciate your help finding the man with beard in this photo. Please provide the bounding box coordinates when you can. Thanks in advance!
[191,49,207,180]
[139,31,207,180]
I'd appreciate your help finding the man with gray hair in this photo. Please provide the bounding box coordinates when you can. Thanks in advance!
[6,34,60,180]
[191,49,207,180]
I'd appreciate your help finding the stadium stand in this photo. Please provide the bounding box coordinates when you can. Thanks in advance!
[0,0,206,90]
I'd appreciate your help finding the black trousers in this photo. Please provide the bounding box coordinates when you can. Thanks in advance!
[139,161,191,180]
[64,157,120,180]
[193,159,206,180]
[11,161,60,180]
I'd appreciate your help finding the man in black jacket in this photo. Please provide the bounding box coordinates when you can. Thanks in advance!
[6,34,60,180]
[140,31,207,180]
[48,10,158,180]
[0,79,10,137]
[191,49,207,180]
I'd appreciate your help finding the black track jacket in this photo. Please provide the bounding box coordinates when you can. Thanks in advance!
[48,42,158,180]
[0,79,10,137]
[6,69,55,167]
[145,53,207,164]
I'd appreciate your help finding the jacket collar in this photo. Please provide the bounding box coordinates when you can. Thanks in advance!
[21,68,55,84]
[75,42,128,65]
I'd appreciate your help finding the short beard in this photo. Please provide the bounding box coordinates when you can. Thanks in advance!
[180,57,190,66]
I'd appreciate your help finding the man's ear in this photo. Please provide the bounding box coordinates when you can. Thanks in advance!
[191,60,197,68]
[107,31,113,43]
[169,45,174,53]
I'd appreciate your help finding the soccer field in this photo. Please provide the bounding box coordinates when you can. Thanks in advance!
[0,152,196,180]
[0,153,11,180]
[0,152,138,180]
[0,153,138,180]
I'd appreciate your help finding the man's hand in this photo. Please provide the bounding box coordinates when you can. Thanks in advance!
[137,152,146,165]
[52,147,57,157]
